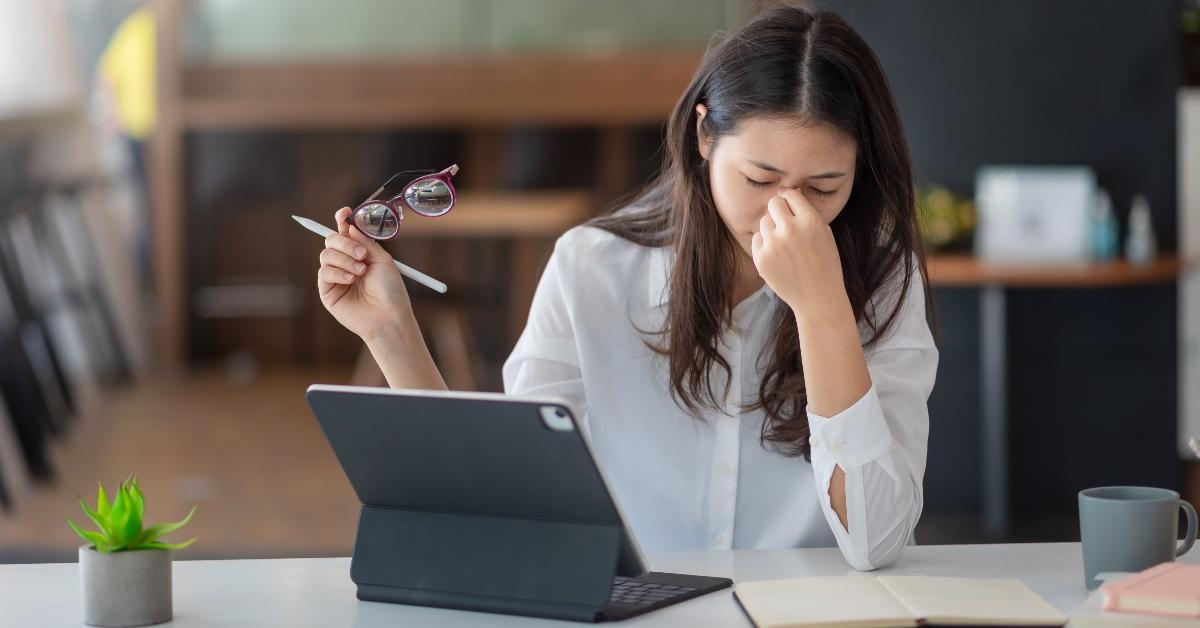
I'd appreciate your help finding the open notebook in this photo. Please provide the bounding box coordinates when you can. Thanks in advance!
[732,575,1068,627]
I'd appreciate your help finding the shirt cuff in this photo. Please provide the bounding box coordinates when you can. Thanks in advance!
[806,384,894,470]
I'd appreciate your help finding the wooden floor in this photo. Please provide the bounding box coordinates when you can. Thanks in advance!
[0,367,361,563]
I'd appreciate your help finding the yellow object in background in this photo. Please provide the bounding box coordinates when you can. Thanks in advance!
[99,7,156,140]
[917,184,975,252]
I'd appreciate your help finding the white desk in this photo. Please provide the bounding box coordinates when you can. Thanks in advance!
[2,542,1195,626]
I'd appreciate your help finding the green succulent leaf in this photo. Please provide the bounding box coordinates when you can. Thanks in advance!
[141,538,197,551]
[119,485,142,547]
[138,506,196,546]
[106,510,124,546]
[105,481,134,548]
[78,496,111,538]
[108,483,127,526]
[67,518,115,552]
[128,478,145,522]
[96,483,110,517]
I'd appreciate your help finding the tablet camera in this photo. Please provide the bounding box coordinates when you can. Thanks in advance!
[539,405,575,432]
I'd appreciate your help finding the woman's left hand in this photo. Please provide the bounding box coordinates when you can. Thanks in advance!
[750,188,847,313]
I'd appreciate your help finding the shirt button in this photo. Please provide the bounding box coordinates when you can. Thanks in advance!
[831,439,845,453]
[718,462,733,476]
[713,532,728,546]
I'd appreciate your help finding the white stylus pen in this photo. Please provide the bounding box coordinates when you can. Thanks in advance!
[291,215,448,294]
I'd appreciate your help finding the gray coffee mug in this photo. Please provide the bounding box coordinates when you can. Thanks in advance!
[1078,486,1197,590]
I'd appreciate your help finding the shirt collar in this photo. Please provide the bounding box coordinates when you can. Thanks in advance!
[646,245,780,309]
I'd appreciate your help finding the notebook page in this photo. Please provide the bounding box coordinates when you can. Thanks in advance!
[877,576,1067,626]
[733,576,918,628]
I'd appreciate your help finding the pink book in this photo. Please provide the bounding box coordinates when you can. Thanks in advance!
[1101,562,1200,618]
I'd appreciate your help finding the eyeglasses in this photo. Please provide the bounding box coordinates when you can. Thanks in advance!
[348,164,459,239]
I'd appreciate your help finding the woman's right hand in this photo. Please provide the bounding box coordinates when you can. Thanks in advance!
[317,207,414,342]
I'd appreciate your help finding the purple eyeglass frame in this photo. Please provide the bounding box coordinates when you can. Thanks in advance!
[347,164,459,239]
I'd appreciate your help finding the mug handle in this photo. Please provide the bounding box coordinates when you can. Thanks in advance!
[1178,500,1197,557]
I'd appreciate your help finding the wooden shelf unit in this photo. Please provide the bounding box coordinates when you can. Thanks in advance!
[150,0,706,366]
[177,54,703,130]
[150,1,1185,367]
[927,254,1181,288]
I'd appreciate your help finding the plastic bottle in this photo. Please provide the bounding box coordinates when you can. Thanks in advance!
[1124,194,1157,265]
[1090,188,1119,261]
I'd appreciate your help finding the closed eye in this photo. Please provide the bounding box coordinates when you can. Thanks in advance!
[746,174,839,199]
[744,176,772,189]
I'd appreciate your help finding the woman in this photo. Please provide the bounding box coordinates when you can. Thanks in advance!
[315,5,937,571]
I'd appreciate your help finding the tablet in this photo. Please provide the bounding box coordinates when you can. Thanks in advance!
[305,384,731,622]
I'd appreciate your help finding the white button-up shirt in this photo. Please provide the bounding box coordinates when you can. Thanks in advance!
[502,225,937,570]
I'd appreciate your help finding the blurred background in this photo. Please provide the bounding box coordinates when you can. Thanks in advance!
[0,0,1198,563]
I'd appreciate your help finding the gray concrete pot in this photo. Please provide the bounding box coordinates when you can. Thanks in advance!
[79,546,173,627]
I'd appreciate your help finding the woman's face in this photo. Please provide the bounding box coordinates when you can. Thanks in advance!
[697,105,859,259]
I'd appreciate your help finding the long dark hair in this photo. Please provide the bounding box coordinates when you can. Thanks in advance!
[589,4,933,461]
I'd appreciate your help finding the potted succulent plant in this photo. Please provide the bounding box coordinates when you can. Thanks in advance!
[68,476,197,627]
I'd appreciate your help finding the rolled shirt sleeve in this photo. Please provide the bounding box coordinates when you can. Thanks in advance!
[806,265,938,571]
